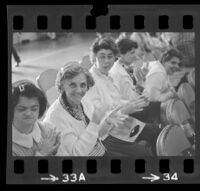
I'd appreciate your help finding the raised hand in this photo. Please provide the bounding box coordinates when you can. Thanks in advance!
[106,110,128,127]
[141,62,149,77]
[120,96,150,115]
[98,109,128,138]
[37,128,61,156]
[135,67,145,82]
[91,105,109,125]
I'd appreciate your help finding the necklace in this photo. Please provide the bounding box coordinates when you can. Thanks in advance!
[60,93,89,126]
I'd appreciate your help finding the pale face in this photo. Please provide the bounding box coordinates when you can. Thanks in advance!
[121,47,141,66]
[95,49,115,75]
[63,73,88,106]
[164,57,181,75]
[13,96,39,131]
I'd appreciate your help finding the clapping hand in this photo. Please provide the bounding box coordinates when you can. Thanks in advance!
[38,128,61,156]
[120,95,149,115]
[91,105,109,125]
[135,62,149,82]
[99,108,129,138]
[106,110,129,127]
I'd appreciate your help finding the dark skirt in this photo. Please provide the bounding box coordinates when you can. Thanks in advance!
[102,135,153,157]
[102,123,162,157]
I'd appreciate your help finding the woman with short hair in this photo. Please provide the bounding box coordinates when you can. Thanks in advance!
[43,60,153,156]
[43,62,122,156]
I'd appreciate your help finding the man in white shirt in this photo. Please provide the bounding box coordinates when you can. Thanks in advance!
[140,49,182,102]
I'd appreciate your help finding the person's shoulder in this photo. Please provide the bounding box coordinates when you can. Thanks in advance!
[46,98,62,114]
[38,120,55,131]
[150,60,161,65]
[84,84,100,99]
[110,62,126,77]
[44,98,66,122]
[148,72,166,83]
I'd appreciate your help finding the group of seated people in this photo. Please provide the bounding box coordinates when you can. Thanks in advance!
[12,34,195,157]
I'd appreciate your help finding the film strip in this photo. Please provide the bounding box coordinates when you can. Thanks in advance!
[6,4,200,184]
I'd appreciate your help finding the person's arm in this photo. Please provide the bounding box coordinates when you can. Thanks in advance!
[118,75,140,101]
[144,73,173,102]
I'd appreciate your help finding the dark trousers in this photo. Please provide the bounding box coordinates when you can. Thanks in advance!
[129,101,161,124]
[102,135,153,157]
[136,123,162,155]
[102,123,162,157]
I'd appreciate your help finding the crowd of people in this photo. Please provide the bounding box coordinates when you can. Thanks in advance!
[12,32,195,157]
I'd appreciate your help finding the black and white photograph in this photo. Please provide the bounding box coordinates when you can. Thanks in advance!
[11,32,195,157]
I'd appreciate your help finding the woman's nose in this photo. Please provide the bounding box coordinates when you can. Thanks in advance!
[24,109,32,116]
[106,56,114,63]
[76,86,83,93]
[104,57,110,63]
[175,67,181,72]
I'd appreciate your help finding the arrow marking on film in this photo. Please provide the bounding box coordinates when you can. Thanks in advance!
[142,173,160,182]
[41,174,59,182]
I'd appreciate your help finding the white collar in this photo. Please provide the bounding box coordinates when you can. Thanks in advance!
[12,122,42,148]
[115,60,131,76]
[90,65,113,83]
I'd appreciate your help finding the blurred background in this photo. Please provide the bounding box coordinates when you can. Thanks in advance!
[12,32,195,105]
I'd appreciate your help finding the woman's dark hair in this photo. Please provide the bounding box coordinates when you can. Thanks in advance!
[116,38,138,55]
[12,80,47,120]
[56,61,95,93]
[160,48,183,64]
[91,36,119,56]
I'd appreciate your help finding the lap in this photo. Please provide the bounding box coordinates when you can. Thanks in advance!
[102,135,153,157]
[129,101,161,123]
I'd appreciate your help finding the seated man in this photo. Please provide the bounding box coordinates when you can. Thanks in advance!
[136,48,182,102]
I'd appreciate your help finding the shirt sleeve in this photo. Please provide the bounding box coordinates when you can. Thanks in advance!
[118,75,140,101]
[82,85,110,121]
[144,73,170,102]
[44,110,101,156]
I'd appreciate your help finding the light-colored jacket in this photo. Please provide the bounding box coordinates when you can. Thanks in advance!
[109,60,140,101]
[43,98,102,156]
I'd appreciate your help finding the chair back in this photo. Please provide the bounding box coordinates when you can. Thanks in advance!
[36,69,59,106]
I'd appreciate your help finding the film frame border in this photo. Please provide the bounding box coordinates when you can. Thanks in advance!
[6,4,200,184]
